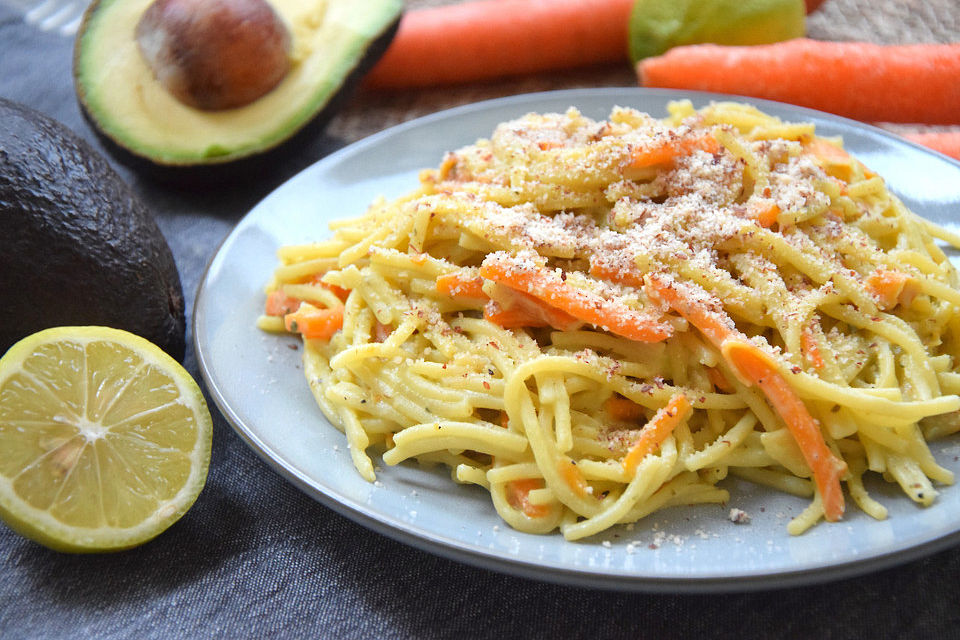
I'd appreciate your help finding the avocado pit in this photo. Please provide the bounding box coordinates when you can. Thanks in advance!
[135,0,291,111]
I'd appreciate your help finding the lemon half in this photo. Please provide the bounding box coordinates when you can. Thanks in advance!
[0,326,212,552]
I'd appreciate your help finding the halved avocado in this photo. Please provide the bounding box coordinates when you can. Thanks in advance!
[73,0,402,175]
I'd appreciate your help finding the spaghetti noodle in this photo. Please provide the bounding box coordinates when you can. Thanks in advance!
[259,101,960,539]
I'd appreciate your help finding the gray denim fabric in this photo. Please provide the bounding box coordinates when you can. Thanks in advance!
[2,4,960,638]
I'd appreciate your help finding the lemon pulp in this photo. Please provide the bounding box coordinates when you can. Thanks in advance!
[0,326,212,552]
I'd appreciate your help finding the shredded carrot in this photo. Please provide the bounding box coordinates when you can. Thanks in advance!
[645,274,846,521]
[480,254,672,343]
[800,325,825,370]
[505,478,552,518]
[722,340,846,521]
[622,393,691,476]
[537,140,565,151]
[629,132,719,169]
[644,274,737,348]
[803,137,856,181]
[706,367,734,393]
[483,295,581,332]
[588,260,645,288]
[750,200,781,228]
[436,271,487,302]
[284,304,345,341]
[638,39,960,125]
[558,458,591,498]
[364,0,634,90]
[264,289,301,317]
[865,268,913,310]
[605,396,646,422]
[303,276,350,303]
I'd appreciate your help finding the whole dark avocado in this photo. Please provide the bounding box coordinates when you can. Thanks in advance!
[0,98,186,360]
[73,0,403,181]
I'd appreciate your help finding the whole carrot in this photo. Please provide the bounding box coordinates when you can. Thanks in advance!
[364,0,634,90]
[902,131,960,162]
[638,39,960,125]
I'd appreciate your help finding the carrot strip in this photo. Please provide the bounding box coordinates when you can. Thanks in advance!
[558,458,591,498]
[505,478,552,518]
[483,294,580,331]
[800,325,825,370]
[622,393,691,476]
[629,132,719,169]
[265,290,301,317]
[805,136,851,164]
[284,304,345,341]
[644,275,737,348]
[645,274,846,521]
[364,0,634,90]
[436,271,487,302]
[480,254,672,342]
[638,39,960,125]
[722,340,846,521]
[865,268,917,310]
[750,200,781,228]
[588,260,646,288]
[320,282,351,303]
[706,367,734,393]
[802,136,859,181]
[901,131,960,162]
[605,396,646,422]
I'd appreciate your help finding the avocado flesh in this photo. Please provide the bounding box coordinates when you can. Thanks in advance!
[74,0,402,167]
[0,98,186,361]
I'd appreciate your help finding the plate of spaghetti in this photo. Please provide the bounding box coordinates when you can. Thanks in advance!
[195,88,960,591]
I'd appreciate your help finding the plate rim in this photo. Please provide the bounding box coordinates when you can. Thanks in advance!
[193,86,960,593]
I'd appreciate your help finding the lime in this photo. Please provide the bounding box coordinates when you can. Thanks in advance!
[0,326,212,552]
[629,0,807,63]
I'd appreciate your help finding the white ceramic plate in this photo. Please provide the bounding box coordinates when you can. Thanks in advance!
[194,88,960,592]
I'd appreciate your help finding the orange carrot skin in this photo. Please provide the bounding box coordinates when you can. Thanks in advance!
[605,396,646,422]
[865,268,912,309]
[436,271,488,302]
[284,305,345,341]
[265,290,301,317]
[505,478,552,518]
[800,325,825,370]
[622,393,691,475]
[480,255,673,342]
[646,275,846,521]
[589,260,645,288]
[902,131,960,162]
[705,366,734,393]
[639,39,960,125]
[483,292,581,331]
[364,0,634,90]
[750,201,781,228]
[723,341,846,521]
[630,133,719,169]
[558,458,591,498]
[644,275,737,349]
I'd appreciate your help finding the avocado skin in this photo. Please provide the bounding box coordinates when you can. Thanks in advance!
[73,3,401,185]
[0,98,186,360]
